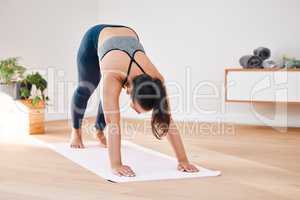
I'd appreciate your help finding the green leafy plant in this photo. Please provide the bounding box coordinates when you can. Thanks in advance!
[282,55,300,68]
[19,85,31,99]
[20,72,49,107]
[0,57,26,84]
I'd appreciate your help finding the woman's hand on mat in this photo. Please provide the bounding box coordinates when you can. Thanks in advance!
[112,165,136,177]
[177,162,199,173]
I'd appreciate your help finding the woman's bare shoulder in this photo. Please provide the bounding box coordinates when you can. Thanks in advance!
[102,73,123,88]
[135,53,165,82]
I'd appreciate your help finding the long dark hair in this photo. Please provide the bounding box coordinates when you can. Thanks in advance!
[131,74,171,139]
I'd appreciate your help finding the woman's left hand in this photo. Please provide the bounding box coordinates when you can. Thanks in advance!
[177,162,199,173]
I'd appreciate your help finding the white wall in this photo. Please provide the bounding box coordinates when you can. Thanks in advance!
[1,0,299,128]
[98,0,300,127]
[0,0,99,121]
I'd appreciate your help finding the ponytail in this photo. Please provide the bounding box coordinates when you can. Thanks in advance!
[131,74,171,140]
[151,79,171,140]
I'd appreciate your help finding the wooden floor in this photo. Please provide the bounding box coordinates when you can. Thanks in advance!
[1,118,300,200]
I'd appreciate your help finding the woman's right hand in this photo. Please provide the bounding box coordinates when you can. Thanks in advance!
[112,165,136,177]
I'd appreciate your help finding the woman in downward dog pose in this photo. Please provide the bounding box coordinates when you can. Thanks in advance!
[70,24,199,177]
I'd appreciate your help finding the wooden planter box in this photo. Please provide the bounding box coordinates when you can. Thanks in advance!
[18,100,45,134]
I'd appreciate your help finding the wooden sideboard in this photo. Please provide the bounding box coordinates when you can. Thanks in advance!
[225,68,300,103]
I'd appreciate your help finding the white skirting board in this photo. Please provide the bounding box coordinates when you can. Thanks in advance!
[39,140,221,183]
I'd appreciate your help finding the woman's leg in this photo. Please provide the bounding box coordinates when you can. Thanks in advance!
[95,100,106,130]
[70,24,110,148]
[71,55,107,148]
[70,51,100,148]
[94,100,107,147]
[71,54,100,130]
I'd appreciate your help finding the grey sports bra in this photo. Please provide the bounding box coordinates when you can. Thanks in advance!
[98,36,147,87]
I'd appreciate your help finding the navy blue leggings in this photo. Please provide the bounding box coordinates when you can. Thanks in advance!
[71,24,124,130]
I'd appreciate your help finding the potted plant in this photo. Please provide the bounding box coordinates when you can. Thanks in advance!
[282,55,300,68]
[18,72,49,134]
[19,72,49,107]
[0,57,26,99]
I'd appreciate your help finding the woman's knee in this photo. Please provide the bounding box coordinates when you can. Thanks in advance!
[74,81,97,98]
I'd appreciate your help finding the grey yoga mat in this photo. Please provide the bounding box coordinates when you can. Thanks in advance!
[253,47,271,61]
[239,55,263,68]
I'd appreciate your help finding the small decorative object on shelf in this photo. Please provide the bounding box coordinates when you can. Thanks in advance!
[239,48,300,69]
[239,55,263,69]
[239,47,271,69]
[262,60,277,68]
[253,47,271,61]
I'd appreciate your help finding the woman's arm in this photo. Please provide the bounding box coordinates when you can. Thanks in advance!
[166,118,188,162]
[161,80,199,173]
[166,118,199,172]
[167,119,199,172]
[102,75,135,177]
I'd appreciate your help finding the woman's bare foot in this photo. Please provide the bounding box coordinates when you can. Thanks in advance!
[94,129,107,148]
[70,128,85,148]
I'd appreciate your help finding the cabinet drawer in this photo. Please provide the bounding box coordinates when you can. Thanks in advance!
[225,69,300,103]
